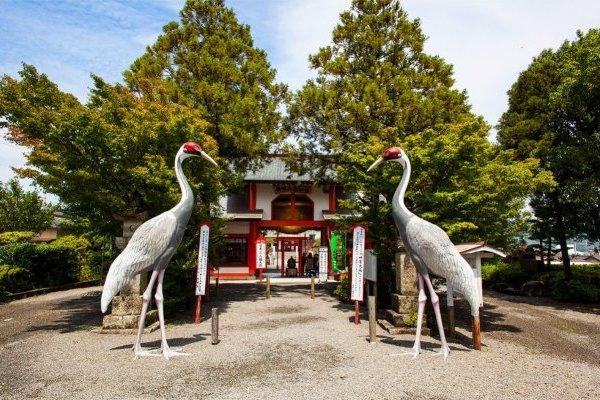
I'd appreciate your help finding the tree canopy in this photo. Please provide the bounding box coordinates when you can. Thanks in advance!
[124,0,287,167]
[0,178,56,233]
[0,66,218,231]
[288,0,552,251]
[0,0,286,232]
[498,29,600,277]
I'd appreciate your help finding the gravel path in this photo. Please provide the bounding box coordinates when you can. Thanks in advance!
[0,283,599,400]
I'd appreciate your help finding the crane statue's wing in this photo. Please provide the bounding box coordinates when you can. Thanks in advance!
[406,217,475,298]
[101,212,178,313]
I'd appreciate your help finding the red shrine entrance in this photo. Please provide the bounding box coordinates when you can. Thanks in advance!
[257,220,334,278]
[217,166,343,279]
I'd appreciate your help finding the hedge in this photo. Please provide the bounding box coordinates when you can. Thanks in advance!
[482,259,600,303]
[0,234,93,297]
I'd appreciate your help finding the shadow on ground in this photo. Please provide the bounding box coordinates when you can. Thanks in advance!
[26,290,102,334]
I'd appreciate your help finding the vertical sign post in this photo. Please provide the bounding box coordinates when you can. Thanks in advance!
[364,249,377,342]
[195,223,210,323]
[350,225,366,325]
[256,234,266,281]
[318,246,328,282]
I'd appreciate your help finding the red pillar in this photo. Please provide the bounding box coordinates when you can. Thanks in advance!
[328,185,336,211]
[249,221,257,276]
[326,225,333,277]
[280,239,285,277]
[247,183,257,277]
[249,183,256,211]
[298,239,303,277]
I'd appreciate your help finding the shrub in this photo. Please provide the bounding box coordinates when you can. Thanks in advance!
[333,276,351,302]
[536,264,600,303]
[404,307,418,327]
[0,235,92,293]
[481,260,528,288]
[0,231,35,244]
[0,263,31,297]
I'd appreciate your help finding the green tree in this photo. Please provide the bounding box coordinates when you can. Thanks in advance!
[0,66,218,232]
[0,0,286,310]
[288,0,552,294]
[124,0,287,169]
[0,178,55,232]
[498,29,600,279]
[0,0,286,232]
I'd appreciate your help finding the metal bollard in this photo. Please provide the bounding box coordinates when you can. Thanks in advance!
[310,276,315,299]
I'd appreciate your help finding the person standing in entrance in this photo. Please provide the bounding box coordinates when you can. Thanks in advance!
[305,252,314,276]
[287,256,296,269]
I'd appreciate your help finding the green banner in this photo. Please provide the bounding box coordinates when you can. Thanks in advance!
[330,231,346,272]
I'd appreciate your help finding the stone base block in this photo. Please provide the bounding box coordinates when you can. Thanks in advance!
[101,310,158,330]
[385,309,428,327]
[95,321,159,335]
[378,319,430,336]
[391,294,419,314]
[110,295,143,316]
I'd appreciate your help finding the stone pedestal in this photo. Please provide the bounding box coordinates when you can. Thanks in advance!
[100,213,159,334]
[379,246,429,335]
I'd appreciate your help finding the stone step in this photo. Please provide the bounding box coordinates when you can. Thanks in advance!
[377,319,430,336]
[101,309,158,330]
[390,293,418,314]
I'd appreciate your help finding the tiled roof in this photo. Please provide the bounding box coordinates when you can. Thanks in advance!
[455,242,486,253]
[244,157,335,182]
[456,242,506,258]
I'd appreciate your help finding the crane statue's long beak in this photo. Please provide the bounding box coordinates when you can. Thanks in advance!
[367,156,384,172]
[200,151,218,167]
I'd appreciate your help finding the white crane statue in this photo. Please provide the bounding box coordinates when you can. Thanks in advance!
[101,141,217,359]
[368,147,481,359]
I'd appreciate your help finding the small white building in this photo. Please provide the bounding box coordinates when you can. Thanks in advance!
[451,242,507,307]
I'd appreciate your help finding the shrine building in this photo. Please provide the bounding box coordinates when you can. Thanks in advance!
[216,157,351,279]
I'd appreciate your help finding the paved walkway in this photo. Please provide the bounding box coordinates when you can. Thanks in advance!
[0,283,599,399]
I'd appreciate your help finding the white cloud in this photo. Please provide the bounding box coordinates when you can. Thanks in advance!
[401,0,600,128]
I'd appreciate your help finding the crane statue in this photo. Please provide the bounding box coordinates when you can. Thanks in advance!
[368,147,481,359]
[101,142,217,359]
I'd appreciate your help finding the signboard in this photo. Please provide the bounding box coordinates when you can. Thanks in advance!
[330,231,346,272]
[195,223,210,296]
[364,249,377,282]
[318,246,328,282]
[350,225,366,301]
[256,235,267,270]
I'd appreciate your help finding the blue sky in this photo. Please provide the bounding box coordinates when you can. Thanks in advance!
[1,0,600,189]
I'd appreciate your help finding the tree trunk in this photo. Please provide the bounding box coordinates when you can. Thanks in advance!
[539,237,544,266]
[546,236,552,269]
[557,225,571,280]
[552,193,571,280]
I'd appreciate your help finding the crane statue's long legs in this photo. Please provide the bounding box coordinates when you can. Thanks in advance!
[392,274,426,358]
[423,273,450,359]
[133,269,160,358]
[155,269,189,359]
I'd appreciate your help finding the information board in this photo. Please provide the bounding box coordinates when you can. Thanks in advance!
[350,225,366,301]
[256,235,267,270]
[195,223,210,296]
[318,246,328,282]
[364,249,377,282]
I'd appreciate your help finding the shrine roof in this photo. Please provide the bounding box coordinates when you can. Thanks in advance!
[244,157,335,183]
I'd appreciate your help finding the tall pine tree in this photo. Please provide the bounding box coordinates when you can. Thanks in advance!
[124,0,287,169]
[288,0,552,289]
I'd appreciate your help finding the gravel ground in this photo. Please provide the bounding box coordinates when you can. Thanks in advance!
[1,282,599,400]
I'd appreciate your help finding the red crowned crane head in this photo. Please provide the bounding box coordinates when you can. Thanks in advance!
[181,141,218,166]
[367,147,404,171]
